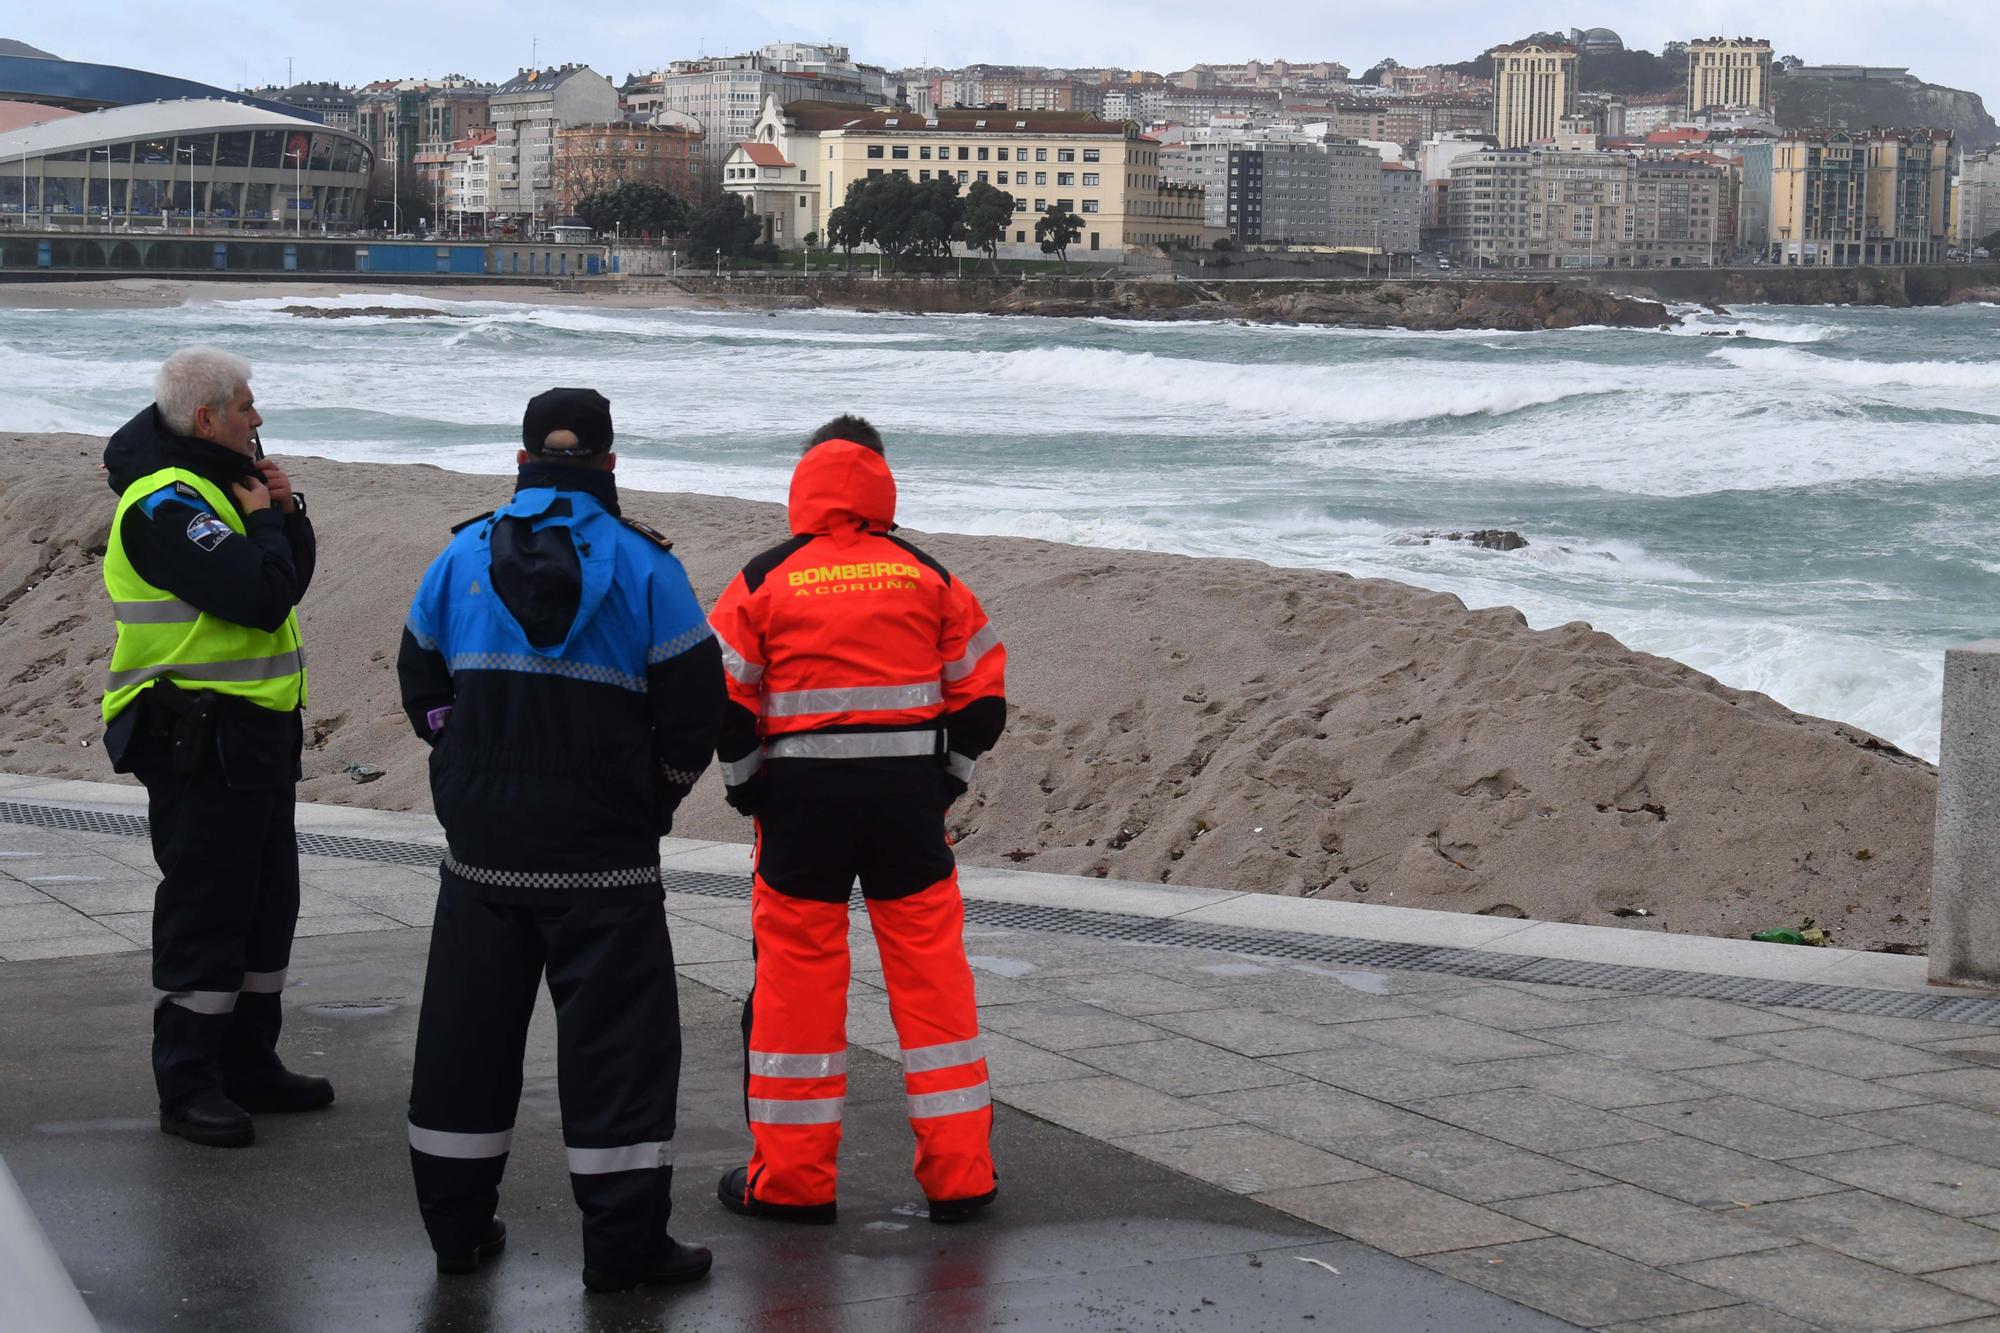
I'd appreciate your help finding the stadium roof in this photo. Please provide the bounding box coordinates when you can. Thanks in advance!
[0,53,304,119]
[0,98,359,164]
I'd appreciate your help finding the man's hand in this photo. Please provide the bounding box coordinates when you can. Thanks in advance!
[230,473,272,513]
[255,459,298,513]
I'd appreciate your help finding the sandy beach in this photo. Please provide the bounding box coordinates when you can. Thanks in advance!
[0,277,719,312]
[0,432,1937,951]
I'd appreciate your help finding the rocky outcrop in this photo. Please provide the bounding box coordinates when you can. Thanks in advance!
[992,280,1676,333]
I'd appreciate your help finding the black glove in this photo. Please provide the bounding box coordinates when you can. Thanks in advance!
[940,770,969,808]
[725,772,770,817]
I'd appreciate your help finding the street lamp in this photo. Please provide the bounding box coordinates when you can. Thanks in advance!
[284,143,304,238]
[174,145,196,235]
[90,146,111,232]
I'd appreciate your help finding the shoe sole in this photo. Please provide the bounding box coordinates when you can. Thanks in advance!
[437,1232,507,1276]
[718,1193,836,1225]
[583,1255,713,1294]
[159,1120,254,1149]
[927,1188,999,1225]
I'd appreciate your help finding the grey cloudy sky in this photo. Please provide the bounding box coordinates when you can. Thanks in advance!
[11,2,1998,104]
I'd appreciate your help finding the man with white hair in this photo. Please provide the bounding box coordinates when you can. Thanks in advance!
[99,345,330,1149]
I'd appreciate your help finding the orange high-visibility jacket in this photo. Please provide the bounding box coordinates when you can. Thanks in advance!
[709,440,1006,800]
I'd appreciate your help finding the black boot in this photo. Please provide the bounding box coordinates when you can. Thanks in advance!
[582,1238,714,1294]
[436,1216,507,1276]
[716,1165,835,1225]
[160,1088,254,1148]
[225,1066,335,1113]
[928,1182,999,1225]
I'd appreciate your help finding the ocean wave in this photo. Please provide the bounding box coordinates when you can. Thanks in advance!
[981,346,1619,426]
[1712,345,2000,390]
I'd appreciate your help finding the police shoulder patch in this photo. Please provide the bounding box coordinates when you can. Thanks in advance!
[185,511,232,552]
[173,481,202,500]
[450,510,493,534]
[620,517,674,552]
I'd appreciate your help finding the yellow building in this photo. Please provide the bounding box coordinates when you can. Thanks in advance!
[1686,38,1773,116]
[1767,128,1953,265]
[725,98,1207,260]
[1489,43,1577,150]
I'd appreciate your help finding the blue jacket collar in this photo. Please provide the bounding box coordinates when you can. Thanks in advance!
[516,461,620,516]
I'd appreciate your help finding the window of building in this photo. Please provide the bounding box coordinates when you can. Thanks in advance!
[892,145,909,159]
[1015,229,1025,241]
[1035,197,1046,210]
[957,147,970,160]
[1015,200,1029,213]
[1057,172,1074,186]
[1081,199,1099,213]
[1057,198,1073,211]
[977,171,988,182]
[867,145,884,159]
[920,169,931,181]
[798,194,808,206]
[920,146,932,159]
[869,168,883,177]
[1035,171,1047,185]
[1035,148,1047,162]
[957,171,968,183]
[1058,148,1075,161]
[1082,172,1098,186]
[1082,149,1100,162]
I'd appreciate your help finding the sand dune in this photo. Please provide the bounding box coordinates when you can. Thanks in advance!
[0,433,1937,950]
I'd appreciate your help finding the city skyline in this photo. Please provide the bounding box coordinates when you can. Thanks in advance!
[10,1,1997,109]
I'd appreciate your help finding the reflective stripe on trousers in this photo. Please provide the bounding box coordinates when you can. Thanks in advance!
[747,1096,845,1125]
[908,1082,992,1119]
[566,1139,674,1174]
[408,1122,515,1159]
[240,968,287,994]
[154,989,238,1015]
[764,681,942,718]
[749,1049,848,1079]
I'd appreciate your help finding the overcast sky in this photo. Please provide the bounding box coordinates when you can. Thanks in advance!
[11,2,1997,105]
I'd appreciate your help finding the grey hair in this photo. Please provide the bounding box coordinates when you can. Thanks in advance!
[155,346,251,436]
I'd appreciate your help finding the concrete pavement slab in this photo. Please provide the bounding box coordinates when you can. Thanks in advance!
[1404,1088,1666,1153]
[1530,1021,1769,1071]
[1725,1026,1969,1079]
[1874,1066,2000,1114]
[1789,1144,2000,1217]
[1547,995,1808,1039]
[1474,1054,1715,1110]
[1677,1058,1933,1117]
[1671,1243,1998,1332]
[1597,1307,1821,1333]
[1410,985,1621,1031]
[1194,1080,1440,1154]
[977,999,1169,1051]
[1146,1005,1380,1057]
[1492,1184,1793,1267]
[1617,1096,1894,1161]
[1330,1014,1573,1063]
[0,928,138,962]
[1066,1036,1302,1096]
[1343,1129,1613,1205]
[1419,1237,1743,1327]
[0,902,94,944]
[1732,1189,2000,1274]
[1560,1138,1845,1208]
[1109,1123,1379,1196]
[1255,1175,1547,1257]
[1834,1101,2000,1169]
[1269,1042,1542,1104]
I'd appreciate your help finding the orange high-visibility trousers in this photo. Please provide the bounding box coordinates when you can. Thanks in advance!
[741,867,994,1208]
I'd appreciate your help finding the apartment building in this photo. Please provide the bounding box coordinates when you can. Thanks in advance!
[261,82,357,132]
[657,52,873,170]
[488,65,620,222]
[1767,127,1952,264]
[1448,148,1726,267]
[1490,42,1577,149]
[554,122,705,214]
[1960,147,2000,248]
[445,131,501,229]
[1686,38,1773,116]
[1172,126,1399,248]
[722,98,1207,257]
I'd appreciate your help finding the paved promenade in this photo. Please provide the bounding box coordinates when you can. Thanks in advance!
[9,773,2000,1330]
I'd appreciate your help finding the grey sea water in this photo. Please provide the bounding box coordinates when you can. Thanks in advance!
[3,292,1997,760]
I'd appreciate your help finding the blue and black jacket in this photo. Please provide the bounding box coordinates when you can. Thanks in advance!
[397,463,724,904]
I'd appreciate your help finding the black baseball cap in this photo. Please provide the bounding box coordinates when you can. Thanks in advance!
[523,387,613,457]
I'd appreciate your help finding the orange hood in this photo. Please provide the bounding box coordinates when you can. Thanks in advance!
[788,440,898,536]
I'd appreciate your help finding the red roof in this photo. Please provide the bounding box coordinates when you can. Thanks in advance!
[738,142,793,167]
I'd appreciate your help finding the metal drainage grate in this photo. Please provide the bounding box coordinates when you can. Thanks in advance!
[8,797,1997,1027]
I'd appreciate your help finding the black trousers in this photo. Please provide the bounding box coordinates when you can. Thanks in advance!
[407,883,683,1275]
[131,734,301,1115]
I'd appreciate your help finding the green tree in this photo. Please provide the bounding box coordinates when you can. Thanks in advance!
[825,203,864,270]
[1980,230,1999,254]
[686,194,761,260]
[575,181,690,238]
[962,180,1017,272]
[836,173,965,271]
[1035,204,1084,270]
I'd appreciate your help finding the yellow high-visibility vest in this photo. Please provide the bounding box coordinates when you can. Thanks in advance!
[100,466,307,723]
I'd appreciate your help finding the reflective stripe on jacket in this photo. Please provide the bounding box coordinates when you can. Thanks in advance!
[101,466,307,724]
